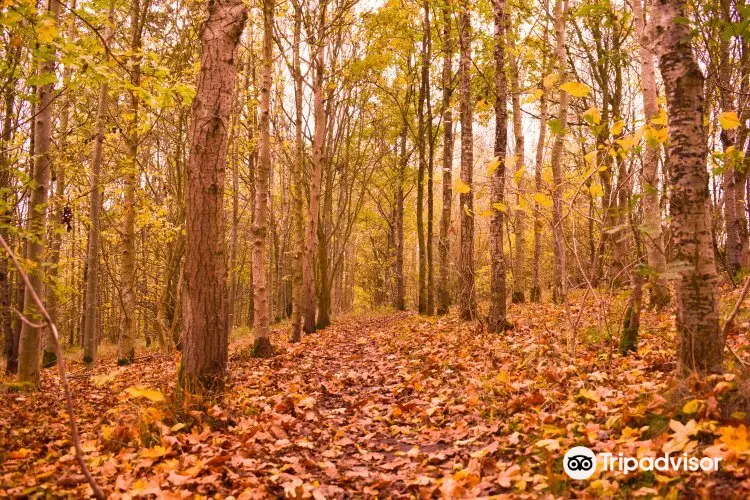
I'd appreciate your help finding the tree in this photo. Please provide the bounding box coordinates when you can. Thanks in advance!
[304,0,328,334]
[531,3,549,304]
[17,0,61,387]
[82,7,114,367]
[653,0,722,374]
[488,0,508,332]
[289,0,304,343]
[180,0,247,391]
[437,0,453,316]
[457,0,477,320]
[510,38,526,305]
[549,0,568,304]
[251,0,274,357]
[633,0,670,307]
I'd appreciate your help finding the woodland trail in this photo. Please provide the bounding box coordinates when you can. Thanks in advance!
[1,306,749,498]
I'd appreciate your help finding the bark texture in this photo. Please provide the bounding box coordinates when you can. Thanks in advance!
[437,2,453,315]
[303,1,327,333]
[653,0,722,374]
[457,0,477,320]
[510,47,525,304]
[488,0,507,332]
[549,0,568,304]
[250,0,274,357]
[634,0,670,307]
[17,0,60,387]
[181,0,246,390]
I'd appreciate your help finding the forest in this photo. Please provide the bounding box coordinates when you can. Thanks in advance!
[1,0,749,496]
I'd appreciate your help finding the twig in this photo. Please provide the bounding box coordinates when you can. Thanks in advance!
[723,275,750,341]
[0,236,104,499]
[12,307,46,329]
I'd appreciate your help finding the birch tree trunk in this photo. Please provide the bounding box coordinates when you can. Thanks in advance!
[457,0,477,320]
[289,0,304,343]
[425,0,435,315]
[633,0,670,307]
[82,16,112,365]
[118,0,150,366]
[437,2,453,315]
[510,45,525,304]
[531,7,549,304]
[251,0,274,357]
[17,0,60,387]
[488,0,508,332]
[653,0,722,374]
[303,1,327,333]
[549,0,568,304]
[180,0,246,390]
[417,9,427,314]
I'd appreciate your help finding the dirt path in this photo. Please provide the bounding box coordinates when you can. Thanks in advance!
[1,309,747,498]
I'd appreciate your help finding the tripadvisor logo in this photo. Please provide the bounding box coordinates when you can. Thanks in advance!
[563,445,722,480]
[563,446,597,480]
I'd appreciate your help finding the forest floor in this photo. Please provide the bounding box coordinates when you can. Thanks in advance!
[1,291,749,499]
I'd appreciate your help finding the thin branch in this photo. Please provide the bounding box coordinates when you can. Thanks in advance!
[0,235,105,499]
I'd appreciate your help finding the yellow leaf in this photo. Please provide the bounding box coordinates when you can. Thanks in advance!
[126,386,165,402]
[579,388,601,402]
[650,109,668,126]
[479,208,494,217]
[523,88,544,104]
[170,423,186,432]
[37,17,58,44]
[496,370,510,384]
[559,81,590,98]
[532,192,553,208]
[610,120,625,136]
[583,106,601,125]
[589,183,603,198]
[718,424,750,455]
[682,399,700,414]
[506,155,517,171]
[453,178,472,194]
[141,445,168,459]
[719,111,741,130]
[542,73,559,89]
[584,151,597,165]
[463,205,473,217]
[140,407,165,425]
[486,156,502,175]
[535,439,560,451]
[492,202,507,212]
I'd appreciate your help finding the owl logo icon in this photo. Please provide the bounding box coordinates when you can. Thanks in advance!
[563,446,597,480]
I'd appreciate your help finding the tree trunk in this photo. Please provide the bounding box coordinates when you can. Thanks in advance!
[17,0,60,387]
[180,0,246,390]
[457,0,477,320]
[510,44,526,304]
[303,1,327,333]
[118,0,149,366]
[437,2,453,315]
[425,0,435,316]
[289,0,304,343]
[633,0,670,307]
[549,0,568,304]
[392,119,407,311]
[653,0,722,374]
[488,0,508,332]
[82,7,113,366]
[1,46,20,374]
[531,90,547,303]
[250,0,274,357]
[416,3,428,315]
